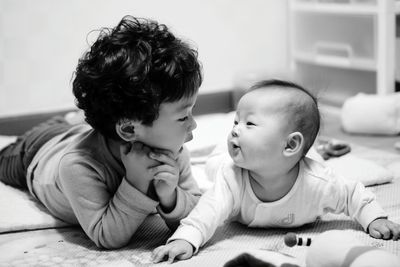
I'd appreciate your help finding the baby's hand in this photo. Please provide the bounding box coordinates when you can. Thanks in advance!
[120,142,160,194]
[149,149,180,211]
[368,218,400,240]
[152,239,194,263]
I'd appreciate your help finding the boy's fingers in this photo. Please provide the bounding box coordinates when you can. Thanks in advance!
[150,152,175,165]
[152,148,174,158]
[150,165,174,176]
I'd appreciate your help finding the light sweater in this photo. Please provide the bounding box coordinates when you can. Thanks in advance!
[26,124,201,249]
[169,156,387,252]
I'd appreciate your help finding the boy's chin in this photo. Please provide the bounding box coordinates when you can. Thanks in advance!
[185,133,193,143]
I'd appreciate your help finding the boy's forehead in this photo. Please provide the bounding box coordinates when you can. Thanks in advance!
[160,95,197,113]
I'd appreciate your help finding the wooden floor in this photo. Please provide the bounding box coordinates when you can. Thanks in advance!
[319,105,400,154]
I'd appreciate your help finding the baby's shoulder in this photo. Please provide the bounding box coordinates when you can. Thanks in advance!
[302,157,338,184]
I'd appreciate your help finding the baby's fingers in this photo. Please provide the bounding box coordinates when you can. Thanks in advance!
[369,227,383,239]
[388,222,400,241]
[370,223,392,240]
[176,249,193,261]
[152,246,169,263]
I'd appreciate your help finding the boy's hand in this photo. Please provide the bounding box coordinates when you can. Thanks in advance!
[149,149,180,211]
[120,142,160,194]
[368,218,400,240]
[152,239,194,263]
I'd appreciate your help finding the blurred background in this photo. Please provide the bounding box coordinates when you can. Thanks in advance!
[0,0,399,117]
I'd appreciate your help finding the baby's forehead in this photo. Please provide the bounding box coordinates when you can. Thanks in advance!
[244,87,306,109]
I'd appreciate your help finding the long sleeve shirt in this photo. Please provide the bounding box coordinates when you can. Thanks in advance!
[26,124,201,249]
[169,155,387,252]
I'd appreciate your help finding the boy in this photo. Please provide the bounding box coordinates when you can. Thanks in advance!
[152,79,400,263]
[0,15,203,249]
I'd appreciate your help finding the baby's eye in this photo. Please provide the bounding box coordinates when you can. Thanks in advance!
[246,121,255,126]
[178,116,189,122]
[233,120,238,125]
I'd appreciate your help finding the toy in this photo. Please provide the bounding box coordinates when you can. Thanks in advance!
[284,230,400,267]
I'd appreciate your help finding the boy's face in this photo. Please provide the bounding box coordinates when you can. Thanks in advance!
[227,89,290,171]
[135,94,198,155]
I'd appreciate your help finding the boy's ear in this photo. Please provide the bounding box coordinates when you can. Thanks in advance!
[115,120,139,142]
[283,132,304,157]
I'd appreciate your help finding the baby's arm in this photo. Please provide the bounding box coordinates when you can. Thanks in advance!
[151,161,241,263]
[321,170,392,238]
[368,218,400,240]
[152,239,194,263]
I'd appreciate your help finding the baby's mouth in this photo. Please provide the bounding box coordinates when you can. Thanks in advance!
[230,141,240,150]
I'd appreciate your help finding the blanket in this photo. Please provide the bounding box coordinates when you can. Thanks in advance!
[1,112,400,266]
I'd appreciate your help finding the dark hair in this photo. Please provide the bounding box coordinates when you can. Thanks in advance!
[72,15,203,139]
[249,79,320,155]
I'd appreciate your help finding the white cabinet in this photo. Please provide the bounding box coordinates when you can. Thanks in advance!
[288,0,400,105]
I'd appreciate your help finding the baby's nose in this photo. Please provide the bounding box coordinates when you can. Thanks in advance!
[231,126,239,137]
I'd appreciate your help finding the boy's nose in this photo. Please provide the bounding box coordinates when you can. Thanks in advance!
[189,116,197,131]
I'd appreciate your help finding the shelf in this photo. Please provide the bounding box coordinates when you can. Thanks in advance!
[293,52,376,70]
[291,2,378,15]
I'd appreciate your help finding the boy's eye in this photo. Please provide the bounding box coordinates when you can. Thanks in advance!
[178,116,188,122]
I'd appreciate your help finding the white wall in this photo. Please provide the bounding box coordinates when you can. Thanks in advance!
[0,0,288,117]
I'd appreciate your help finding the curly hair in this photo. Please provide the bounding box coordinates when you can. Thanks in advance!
[72,15,203,139]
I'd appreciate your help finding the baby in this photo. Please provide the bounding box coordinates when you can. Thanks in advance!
[152,79,400,263]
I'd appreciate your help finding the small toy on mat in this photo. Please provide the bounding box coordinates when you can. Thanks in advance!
[395,141,400,151]
[316,139,351,160]
[284,231,400,267]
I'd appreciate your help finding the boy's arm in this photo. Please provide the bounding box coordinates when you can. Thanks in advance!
[58,153,159,249]
[156,147,202,229]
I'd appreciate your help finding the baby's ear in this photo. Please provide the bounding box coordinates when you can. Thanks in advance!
[283,132,304,157]
[115,120,138,142]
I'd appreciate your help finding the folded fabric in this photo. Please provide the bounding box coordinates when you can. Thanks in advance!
[0,182,69,233]
[324,154,394,186]
[0,135,17,150]
[0,135,69,233]
[341,93,400,135]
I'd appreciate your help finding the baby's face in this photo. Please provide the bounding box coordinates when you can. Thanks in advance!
[135,94,198,155]
[227,89,290,171]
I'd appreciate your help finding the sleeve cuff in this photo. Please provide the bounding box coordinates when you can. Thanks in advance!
[157,187,187,219]
[167,225,204,254]
[357,200,388,231]
[115,178,158,214]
